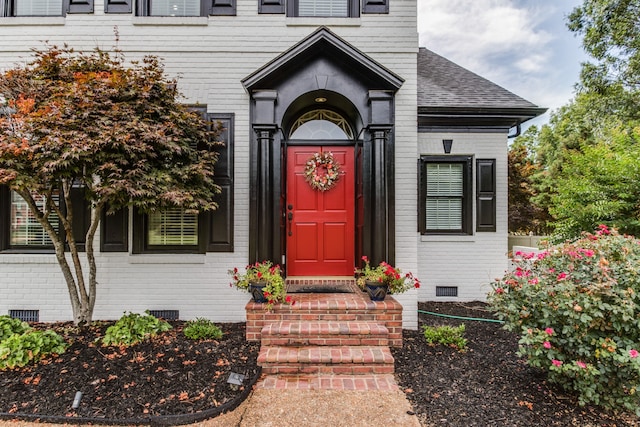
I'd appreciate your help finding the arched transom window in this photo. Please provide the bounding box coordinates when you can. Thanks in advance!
[289,109,353,140]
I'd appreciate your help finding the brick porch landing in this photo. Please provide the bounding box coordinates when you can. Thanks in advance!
[246,278,403,390]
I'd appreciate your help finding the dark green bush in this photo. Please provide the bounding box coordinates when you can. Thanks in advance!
[183,318,223,340]
[102,311,172,347]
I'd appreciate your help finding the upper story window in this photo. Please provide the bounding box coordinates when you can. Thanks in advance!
[16,0,62,15]
[259,0,387,16]
[138,0,199,15]
[135,0,235,15]
[1,0,94,16]
[1,0,62,16]
[285,0,358,17]
[297,0,347,17]
[149,0,199,15]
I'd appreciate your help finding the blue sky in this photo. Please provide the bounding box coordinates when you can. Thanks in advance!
[417,0,589,129]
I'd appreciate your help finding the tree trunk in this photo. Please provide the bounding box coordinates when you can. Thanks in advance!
[18,189,96,326]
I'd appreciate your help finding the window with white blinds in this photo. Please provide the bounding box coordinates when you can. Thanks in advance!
[297,0,348,16]
[15,0,63,15]
[419,155,472,235]
[150,0,200,16]
[426,163,464,230]
[10,192,59,246]
[147,207,198,246]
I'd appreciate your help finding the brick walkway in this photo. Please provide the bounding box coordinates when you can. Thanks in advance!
[257,373,399,390]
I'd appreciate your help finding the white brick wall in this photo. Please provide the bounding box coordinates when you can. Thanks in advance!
[417,132,510,302]
[0,0,420,329]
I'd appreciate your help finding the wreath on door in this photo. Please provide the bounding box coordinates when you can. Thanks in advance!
[304,151,341,192]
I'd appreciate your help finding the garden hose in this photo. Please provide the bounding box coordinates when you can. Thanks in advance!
[418,310,504,324]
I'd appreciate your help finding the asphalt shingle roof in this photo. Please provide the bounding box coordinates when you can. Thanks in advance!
[417,47,540,110]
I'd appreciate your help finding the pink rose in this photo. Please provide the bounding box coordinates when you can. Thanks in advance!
[543,341,551,349]
[545,328,554,335]
[552,359,563,367]
[629,349,639,358]
[576,361,586,369]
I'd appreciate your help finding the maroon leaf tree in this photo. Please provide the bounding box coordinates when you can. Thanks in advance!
[0,45,222,325]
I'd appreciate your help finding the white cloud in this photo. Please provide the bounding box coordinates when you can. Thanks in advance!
[418,0,569,111]
[419,0,554,70]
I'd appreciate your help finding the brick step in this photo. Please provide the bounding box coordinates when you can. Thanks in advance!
[258,345,394,375]
[261,321,389,347]
[246,292,403,347]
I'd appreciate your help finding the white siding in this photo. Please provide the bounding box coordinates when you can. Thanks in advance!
[417,132,509,302]
[0,0,420,329]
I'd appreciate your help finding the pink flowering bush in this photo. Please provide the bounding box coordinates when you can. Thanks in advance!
[488,226,640,415]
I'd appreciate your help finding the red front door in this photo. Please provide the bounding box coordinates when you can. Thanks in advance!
[286,146,355,276]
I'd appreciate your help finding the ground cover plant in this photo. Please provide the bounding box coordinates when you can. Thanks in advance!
[422,324,467,352]
[0,316,67,371]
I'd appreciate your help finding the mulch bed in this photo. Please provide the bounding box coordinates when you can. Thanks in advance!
[0,302,638,426]
[393,302,638,427]
[0,322,259,424]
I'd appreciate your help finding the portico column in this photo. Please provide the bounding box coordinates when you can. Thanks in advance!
[249,90,281,264]
[364,90,395,265]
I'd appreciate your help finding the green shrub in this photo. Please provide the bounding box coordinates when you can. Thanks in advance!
[0,330,68,370]
[102,311,172,347]
[422,324,467,352]
[488,225,640,415]
[0,315,30,343]
[183,318,223,340]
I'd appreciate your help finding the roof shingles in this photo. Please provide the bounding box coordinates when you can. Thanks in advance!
[418,47,539,109]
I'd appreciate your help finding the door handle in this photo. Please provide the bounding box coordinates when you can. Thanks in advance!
[287,210,293,236]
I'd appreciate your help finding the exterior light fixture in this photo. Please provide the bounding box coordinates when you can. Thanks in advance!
[443,139,453,154]
[227,372,246,391]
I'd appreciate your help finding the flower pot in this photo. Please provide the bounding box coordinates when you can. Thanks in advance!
[249,281,268,303]
[365,281,389,301]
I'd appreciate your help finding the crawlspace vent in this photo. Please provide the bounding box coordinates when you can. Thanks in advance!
[148,310,179,320]
[9,309,39,322]
[435,286,458,297]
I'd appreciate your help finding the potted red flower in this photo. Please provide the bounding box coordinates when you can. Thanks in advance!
[355,256,420,301]
[228,260,292,309]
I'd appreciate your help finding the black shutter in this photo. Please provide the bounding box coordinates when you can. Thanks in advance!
[67,0,94,13]
[259,0,284,14]
[206,113,234,252]
[105,0,132,13]
[101,207,129,252]
[362,0,387,14]
[476,159,496,232]
[210,0,235,15]
[69,186,90,251]
[0,186,9,251]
